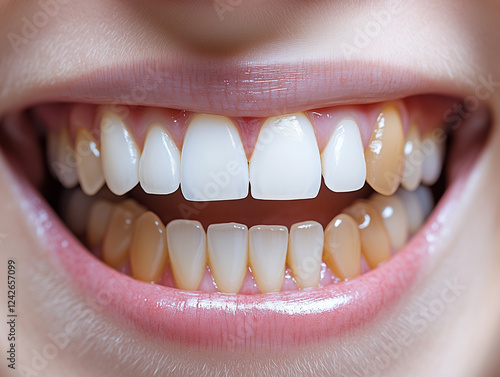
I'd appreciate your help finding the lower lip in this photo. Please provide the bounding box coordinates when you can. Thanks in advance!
[16,157,466,350]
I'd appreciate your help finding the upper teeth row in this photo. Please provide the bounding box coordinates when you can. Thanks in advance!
[47,106,445,200]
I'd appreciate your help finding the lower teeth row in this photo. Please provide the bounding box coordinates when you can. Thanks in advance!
[65,185,433,294]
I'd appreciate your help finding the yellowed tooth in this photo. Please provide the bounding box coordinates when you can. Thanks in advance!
[287,221,323,289]
[402,123,423,191]
[86,200,114,249]
[344,200,392,269]
[207,223,248,293]
[249,225,288,293]
[364,105,405,196]
[370,193,409,250]
[53,127,79,188]
[166,220,207,291]
[75,128,105,195]
[102,199,145,269]
[130,212,168,283]
[323,214,361,280]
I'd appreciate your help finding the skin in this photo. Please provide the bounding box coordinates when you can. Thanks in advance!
[1,1,500,376]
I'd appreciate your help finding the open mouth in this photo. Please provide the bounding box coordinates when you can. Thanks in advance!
[0,89,491,348]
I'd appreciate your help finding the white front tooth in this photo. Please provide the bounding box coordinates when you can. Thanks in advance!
[396,187,424,235]
[249,225,288,293]
[287,221,323,289]
[52,128,79,188]
[402,124,423,191]
[100,111,140,196]
[321,119,366,192]
[139,125,180,194]
[249,113,321,200]
[166,220,207,291]
[207,223,248,293]
[181,115,249,201]
[421,134,445,185]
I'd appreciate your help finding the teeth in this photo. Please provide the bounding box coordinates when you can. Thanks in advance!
[401,123,423,191]
[207,223,248,293]
[364,105,405,196]
[130,212,169,283]
[323,214,361,280]
[287,221,324,289]
[50,128,79,188]
[321,118,366,192]
[139,125,180,195]
[370,194,409,250]
[396,187,425,235]
[421,133,445,185]
[414,185,434,219]
[75,128,105,195]
[100,111,140,195]
[86,200,114,249]
[249,113,321,200]
[102,200,145,269]
[166,220,207,291]
[249,225,288,293]
[344,200,392,269]
[180,115,249,201]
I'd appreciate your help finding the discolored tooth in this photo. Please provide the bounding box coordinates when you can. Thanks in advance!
[321,119,366,192]
[249,225,288,293]
[415,185,434,220]
[60,188,95,238]
[100,111,140,195]
[130,212,168,283]
[344,200,392,269]
[249,113,321,200]
[370,193,409,250]
[181,115,248,201]
[288,221,324,289]
[102,200,145,269]
[75,128,105,195]
[364,105,405,196]
[207,223,248,293]
[50,128,79,188]
[396,188,424,235]
[323,214,361,280]
[421,133,445,185]
[401,123,423,191]
[86,200,114,249]
[139,125,180,195]
[166,220,207,291]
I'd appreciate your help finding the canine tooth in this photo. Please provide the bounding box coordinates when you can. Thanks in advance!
[102,200,145,269]
[321,119,366,192]
[365,105,405,196]
[139,125,180,195]
[402,124,423,191]
[288,221,323,289]
[249,225,288,293]
[421,133,445,185]
[87,200,114,249]
[51,128,79,188]
[130,212,168,283]
[166,220,207,291]
[207,223,248,293]
[181,115,248,201]
[345,200,392,269]
[249,113,321,200]
[100,111,140,195]
[323,214,361,280]
[370,193,409,250]
[75,128,105,195]
[396,188,424,235]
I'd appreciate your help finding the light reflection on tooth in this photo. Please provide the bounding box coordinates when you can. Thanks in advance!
[287,221,323,289]
[323,214,361,280]
[100,111,140,196]
[87,200,114,249]
[344,200,392,269]
[249,113,321,200]
[396,188,424,235]
[370,193,408,250]
[321,118,366,192]
[207,223,248,293]
[181,115,249,201]
[76,128,105,195]
[402,123,423,191]
[130,212,168,283]
[365,105,405,196]
[249,225,288,293]
[166,220,207,291]
[422,133,445,185]
[139,125,180,195]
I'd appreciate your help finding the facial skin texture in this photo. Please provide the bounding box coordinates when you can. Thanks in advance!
[1,1,500,376]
